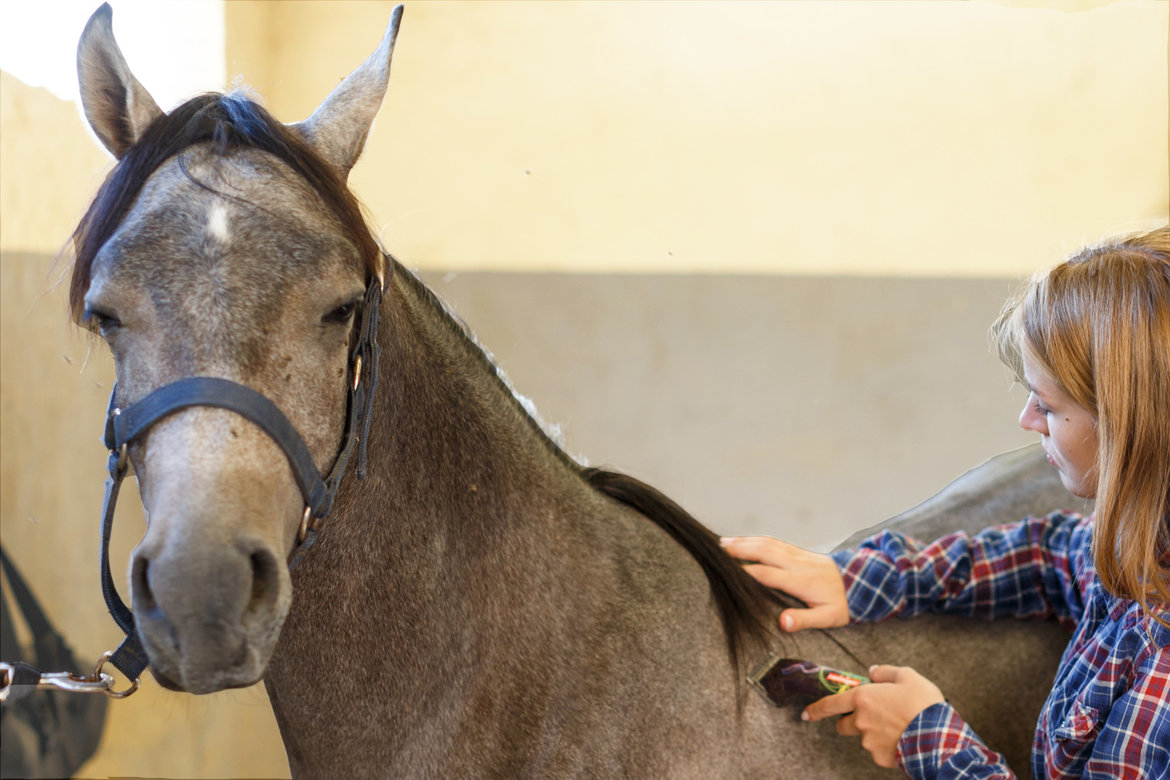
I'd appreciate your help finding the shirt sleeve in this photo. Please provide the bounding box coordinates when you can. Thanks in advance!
[1080,645,1170,779]
[829,512,1092,625]
[897,635,1170,779]
[893,706,1015,776]
[897,703,1016,780]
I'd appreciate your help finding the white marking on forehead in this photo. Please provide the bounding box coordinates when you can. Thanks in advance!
[207,202,230,243]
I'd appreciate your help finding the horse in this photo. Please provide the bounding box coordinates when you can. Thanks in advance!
[71,4,1076,776]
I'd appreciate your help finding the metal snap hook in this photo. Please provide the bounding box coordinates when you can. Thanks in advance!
[91,651,140,699]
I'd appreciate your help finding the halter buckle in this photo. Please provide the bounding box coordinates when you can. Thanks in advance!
[108,407,130,475]
[297,505,313,545]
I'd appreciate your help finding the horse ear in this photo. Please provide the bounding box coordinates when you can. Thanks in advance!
[76,3,164,160]
[290,5,403,178]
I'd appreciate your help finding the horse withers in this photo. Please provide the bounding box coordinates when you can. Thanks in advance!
[71,4,1070,776]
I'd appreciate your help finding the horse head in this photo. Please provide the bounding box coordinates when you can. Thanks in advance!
[72,3,402,694]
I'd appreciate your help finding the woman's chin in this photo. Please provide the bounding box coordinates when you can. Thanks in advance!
[1058,472,1096,500]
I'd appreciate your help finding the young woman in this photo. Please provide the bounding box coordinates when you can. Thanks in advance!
[723,225,1170,778]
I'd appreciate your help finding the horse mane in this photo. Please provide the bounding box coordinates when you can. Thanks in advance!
[395,269,779,680]
[68,92,381,321]
[581,469,779,678]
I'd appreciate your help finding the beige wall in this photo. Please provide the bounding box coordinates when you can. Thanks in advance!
[5,1,1167,262]
[1,2,1167,777]
[225,0,1167,276]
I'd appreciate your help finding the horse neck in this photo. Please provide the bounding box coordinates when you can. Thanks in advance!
[278,265,598,651]
[264,269,768,772]
[366,267,583,527]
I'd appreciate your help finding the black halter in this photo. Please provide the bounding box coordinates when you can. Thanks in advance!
[98,262,388,682]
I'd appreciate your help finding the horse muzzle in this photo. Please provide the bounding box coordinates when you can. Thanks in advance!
[127,408,299,693]
[130,538,288,694]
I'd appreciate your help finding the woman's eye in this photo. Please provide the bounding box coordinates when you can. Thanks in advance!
[1031,397,1051,416]
[322,301,357,325]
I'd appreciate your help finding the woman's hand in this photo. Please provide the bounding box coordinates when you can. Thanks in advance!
[719,536,849,631]
[803,665,946,769]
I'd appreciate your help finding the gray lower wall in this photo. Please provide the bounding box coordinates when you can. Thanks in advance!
[422,270,1036,550]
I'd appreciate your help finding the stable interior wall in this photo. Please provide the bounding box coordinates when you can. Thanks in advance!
[227,0,1166,276]
[2,2,1166,778]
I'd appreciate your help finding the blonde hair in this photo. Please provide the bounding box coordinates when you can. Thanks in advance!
[994,225,1170,623]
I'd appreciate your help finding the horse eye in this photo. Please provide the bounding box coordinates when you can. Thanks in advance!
[84,307,122,335]
[322,301,357,325]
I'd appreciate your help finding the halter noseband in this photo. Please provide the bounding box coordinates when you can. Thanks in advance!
[98,261,388,682]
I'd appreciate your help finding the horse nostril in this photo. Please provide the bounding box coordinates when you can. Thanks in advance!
[131,554,180,651]
[247,547,280,614]
[131,555,157,612]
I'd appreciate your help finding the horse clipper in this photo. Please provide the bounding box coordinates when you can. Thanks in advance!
[747,654,869,707]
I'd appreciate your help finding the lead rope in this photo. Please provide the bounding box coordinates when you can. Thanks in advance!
[1,531,138,702]
[0,397,148,700]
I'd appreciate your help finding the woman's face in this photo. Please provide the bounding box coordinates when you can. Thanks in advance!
[1018,353,1100,498]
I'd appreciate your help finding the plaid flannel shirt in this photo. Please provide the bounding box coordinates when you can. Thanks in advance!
[830,512,1170,779]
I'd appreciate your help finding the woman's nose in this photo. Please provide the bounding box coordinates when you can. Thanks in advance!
[1019,396,1047,434]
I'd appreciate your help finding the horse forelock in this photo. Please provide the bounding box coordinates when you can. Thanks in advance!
[69,92,381,322]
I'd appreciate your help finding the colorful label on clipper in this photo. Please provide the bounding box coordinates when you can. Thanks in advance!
[815,666,868,694]
[748,655,871,707]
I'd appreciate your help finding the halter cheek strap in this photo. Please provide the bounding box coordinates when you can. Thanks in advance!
[98,266,386,682]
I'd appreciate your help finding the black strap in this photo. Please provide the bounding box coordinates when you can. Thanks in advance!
[108,377,330,516]
[1,662,44,705]
[97,451,150,681]
[352,273,383,482]
[1,548,73,700]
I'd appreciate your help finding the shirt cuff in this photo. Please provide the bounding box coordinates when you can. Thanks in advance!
[897,702,1015,780]
[830,546,905,622]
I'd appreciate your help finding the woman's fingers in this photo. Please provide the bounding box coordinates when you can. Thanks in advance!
[835,713,861,737]
[720,536,801,567]
[779,604,847,632]
[802,689,857,722]
[722,536,850,630]
[803,664,947,770]
[867,664,911,684]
